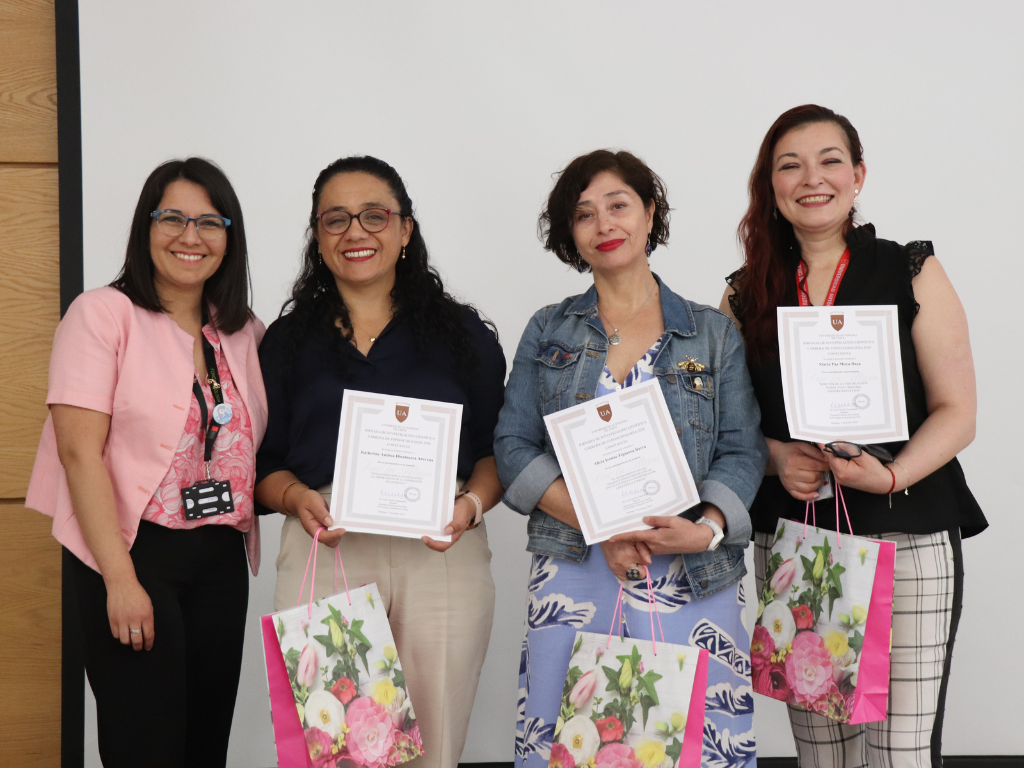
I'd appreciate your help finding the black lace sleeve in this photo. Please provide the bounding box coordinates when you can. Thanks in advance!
[725,268,745,323]
[905,240,934,318]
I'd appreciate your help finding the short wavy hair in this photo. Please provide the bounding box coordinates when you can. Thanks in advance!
[539,149,670,273]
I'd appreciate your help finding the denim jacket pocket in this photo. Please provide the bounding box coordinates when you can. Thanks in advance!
[681,371,716,434]
[534,340,582,404]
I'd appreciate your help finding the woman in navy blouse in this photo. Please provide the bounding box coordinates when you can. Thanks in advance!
[254,156,506,768]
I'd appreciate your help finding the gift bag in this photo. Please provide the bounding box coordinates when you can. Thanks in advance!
[550,575,710,768]
[262,529,424,768]
[753,484,897,724]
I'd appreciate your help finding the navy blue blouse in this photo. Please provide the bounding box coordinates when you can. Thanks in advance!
[255,307,506,510]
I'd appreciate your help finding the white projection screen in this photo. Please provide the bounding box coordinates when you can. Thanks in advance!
[75,2,1023,765]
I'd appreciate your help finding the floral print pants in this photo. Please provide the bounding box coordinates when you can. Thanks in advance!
[516,552,756,768]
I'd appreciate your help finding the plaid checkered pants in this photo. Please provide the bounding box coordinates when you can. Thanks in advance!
[754,529,963,768]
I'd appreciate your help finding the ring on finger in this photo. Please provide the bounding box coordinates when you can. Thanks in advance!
[625,566,642,581]
[129,628,142,635]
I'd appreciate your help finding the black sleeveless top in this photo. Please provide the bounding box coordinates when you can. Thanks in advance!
[726,224,987,539]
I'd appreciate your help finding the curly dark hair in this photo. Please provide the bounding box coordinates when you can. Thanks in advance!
[539,149,671,272]
[735,104,864,362]
[111,157,252,333]
[281,155,487,376]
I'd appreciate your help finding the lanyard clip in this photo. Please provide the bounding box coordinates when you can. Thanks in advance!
[205,461,212,482]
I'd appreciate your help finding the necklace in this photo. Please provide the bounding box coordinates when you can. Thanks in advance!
[367,318,390,345]
[597,281,658,345]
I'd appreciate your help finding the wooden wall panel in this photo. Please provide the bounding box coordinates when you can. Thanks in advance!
[0,0,58,163]
[0,166,60,497]
[0,502,62,767]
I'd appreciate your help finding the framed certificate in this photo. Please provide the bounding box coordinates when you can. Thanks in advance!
[544,379,700,545]
[328,390,462,541]
[777,305,909,444]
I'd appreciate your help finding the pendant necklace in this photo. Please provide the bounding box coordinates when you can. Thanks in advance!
[597,281,658,345]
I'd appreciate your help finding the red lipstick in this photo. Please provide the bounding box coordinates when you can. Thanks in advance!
[596,239,625,252]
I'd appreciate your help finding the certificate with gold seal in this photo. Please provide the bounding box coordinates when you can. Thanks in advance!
[328,390,462,541]
[543,379,700,545]
[777,305,909,443]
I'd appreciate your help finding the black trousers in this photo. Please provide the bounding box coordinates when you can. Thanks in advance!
[68,520,249,768]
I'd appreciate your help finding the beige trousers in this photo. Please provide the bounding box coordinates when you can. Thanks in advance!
[273,502,496,768]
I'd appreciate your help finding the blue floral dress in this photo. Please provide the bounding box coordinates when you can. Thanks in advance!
[516,341,757,768]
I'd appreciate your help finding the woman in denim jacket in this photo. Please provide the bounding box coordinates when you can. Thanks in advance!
[495,150,768,767]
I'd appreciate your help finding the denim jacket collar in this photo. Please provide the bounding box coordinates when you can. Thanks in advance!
[564,273,697,339]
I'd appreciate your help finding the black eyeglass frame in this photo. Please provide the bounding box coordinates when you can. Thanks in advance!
[151,210,232,240]
[316,207,401,236]
[822,441,894,463]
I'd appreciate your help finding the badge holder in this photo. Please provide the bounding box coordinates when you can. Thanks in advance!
[182,338,235,520]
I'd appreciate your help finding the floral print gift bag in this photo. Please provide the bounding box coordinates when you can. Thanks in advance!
[550,579,710,768]
[753,489,897,724]
[261,530,423,768]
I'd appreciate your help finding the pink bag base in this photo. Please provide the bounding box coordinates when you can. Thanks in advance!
[679,648,709,768]
[261,614,312,768]
[848,537,897,724]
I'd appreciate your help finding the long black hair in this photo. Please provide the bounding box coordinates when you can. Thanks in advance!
[283,155,486,375]
[110,157,252,333]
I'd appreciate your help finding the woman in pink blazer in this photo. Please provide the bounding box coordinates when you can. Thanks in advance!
[26,158,267,768]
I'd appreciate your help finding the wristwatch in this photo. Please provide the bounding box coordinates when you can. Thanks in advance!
[455,490,484,529]
[694,516,725,551]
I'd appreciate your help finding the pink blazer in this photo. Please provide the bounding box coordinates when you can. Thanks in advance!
[26,286,269,575]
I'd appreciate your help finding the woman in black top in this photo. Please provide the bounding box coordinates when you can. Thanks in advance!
[254,156,506,768]
[720,105,985,768]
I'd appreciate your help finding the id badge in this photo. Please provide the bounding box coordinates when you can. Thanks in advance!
[182,479,235,520]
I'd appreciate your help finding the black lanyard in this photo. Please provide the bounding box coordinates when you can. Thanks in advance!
[192,337,225,468]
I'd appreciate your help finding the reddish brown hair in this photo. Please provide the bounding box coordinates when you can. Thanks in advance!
[735,105,863,361]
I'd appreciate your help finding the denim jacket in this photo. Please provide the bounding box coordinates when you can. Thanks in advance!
[494,275,768,599]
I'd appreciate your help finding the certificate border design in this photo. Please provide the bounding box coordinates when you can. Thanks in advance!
[330,391,462,539]
[777,305,909,443]
[544,379,700,545]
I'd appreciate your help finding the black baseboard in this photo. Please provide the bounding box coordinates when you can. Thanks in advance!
[459,759,1023,768]
[758,760,1023,768]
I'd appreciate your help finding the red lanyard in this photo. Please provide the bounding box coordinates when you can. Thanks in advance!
[796,248,850,307]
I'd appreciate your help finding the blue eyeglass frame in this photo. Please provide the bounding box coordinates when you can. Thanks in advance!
[151,210,232,230]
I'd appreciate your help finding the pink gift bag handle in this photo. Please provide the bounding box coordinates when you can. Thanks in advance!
[295,527,351,618]
[606,571,666,655]
[804,472,855,548]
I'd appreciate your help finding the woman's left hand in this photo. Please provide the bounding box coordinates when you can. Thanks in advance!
[609,515,715,556]
[819,445,894,494]
[422,495,476,552]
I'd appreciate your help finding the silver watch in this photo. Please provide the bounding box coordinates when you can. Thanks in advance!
[695,516,725,551]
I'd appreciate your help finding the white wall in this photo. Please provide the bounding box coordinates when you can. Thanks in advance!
[78,2,1024,763]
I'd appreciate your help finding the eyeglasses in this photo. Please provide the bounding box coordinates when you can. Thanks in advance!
[823,442,894,463]
[317,207,398,236]
[152,210,231,241]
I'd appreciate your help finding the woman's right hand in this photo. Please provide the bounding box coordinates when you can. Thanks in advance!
[289,487,345,548]
[105,575,154,651]
[769,439,830,501]
[600,539,651,582]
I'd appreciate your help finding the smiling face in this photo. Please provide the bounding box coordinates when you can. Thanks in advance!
[149,179,227,298]
[316,171,413,292]
[572,171,654,274]
[772,121,866,240]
